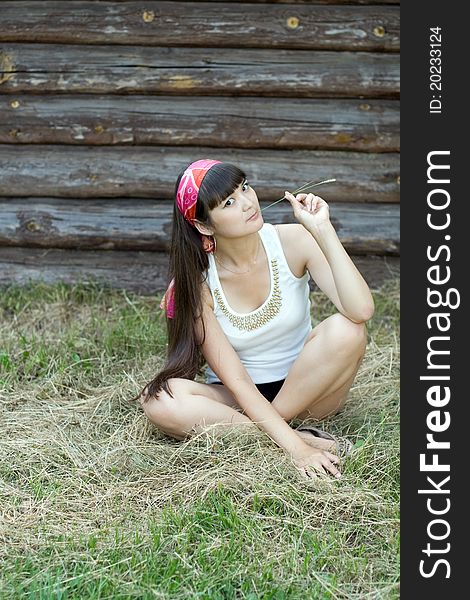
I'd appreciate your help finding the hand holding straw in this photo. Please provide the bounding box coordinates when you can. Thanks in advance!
[260,178,337,213]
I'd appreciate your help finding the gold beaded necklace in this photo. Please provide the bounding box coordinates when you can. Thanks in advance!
[211,232,282,331]
[212,258,282,331]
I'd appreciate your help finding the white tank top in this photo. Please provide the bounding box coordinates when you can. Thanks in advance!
[204,222,313,384]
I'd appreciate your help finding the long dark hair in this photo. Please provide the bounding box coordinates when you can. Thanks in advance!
[141,161,246,401]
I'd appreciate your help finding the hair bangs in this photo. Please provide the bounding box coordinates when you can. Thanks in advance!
[198,163,247,210]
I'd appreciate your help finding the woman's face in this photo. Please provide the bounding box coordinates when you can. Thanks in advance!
[208,178,263,237]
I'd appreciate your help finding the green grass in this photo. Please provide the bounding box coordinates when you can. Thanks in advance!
[0,279,400,599]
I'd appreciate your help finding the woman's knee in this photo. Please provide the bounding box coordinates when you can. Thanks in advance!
[321,313,367,355]
[142,377,190,435]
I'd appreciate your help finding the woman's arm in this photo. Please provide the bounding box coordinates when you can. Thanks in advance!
[306,221,374,323]
[197,285,342,478]
[197,287,309,456]
[284,192,375,323]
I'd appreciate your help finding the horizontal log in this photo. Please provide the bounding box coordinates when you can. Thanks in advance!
[185,1,400,4]
[0,145,400,202]
[0,2,399,52]
[0,199,400,255]
[0,44,400,98]
[1,95,400,152]
[0,246,399,294]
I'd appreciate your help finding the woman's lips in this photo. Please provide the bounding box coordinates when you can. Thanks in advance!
[247,211,259,222]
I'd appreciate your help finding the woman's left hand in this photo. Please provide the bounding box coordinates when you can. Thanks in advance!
[284,191,331,229]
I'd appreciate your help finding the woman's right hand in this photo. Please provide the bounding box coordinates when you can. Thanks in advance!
[291,445,342,479]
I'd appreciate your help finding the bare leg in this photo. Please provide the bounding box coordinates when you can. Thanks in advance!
[140,378,350,454]
[295,351,365,421]
[141,378,255,441]
[271,313,367,422]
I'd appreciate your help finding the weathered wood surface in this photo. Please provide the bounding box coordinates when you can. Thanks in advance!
[0,2,399,52]
[0,45,400,98]
[0,246,400,294]
[188,1,400,4]
[105,1,400,5]
[1,95,399,152]
[0,199,399,255]
[0,145,400,202]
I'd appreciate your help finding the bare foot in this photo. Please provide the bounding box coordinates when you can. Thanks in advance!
[295,429,338,453]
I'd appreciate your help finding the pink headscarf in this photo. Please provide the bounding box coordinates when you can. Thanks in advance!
[160,159,221,318]
[176,159,221,225]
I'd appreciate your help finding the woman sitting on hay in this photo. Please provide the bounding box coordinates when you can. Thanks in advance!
[138,159,374,479]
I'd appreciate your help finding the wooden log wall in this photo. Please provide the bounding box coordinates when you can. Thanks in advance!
[0,0,400,292]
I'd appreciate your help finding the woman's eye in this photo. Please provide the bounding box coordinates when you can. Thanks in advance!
[223,181,248,207]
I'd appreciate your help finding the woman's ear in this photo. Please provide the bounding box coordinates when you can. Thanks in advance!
[192,219,214,237]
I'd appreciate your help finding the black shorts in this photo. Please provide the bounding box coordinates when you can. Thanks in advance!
[210,379,285,403]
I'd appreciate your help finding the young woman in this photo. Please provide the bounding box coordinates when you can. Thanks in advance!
[139,159,374,479]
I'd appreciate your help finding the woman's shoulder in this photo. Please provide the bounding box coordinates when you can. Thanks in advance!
[271,223,308,278]
[271,223,306,251]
